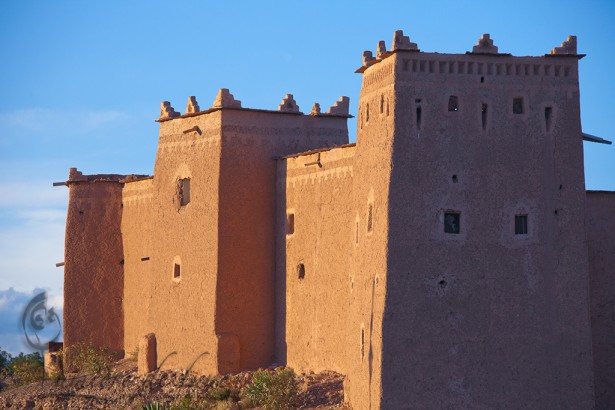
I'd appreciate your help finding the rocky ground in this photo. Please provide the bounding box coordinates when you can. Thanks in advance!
[0,360,348,409]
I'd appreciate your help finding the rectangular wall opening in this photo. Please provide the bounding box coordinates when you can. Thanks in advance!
[444,212,461,234]
[173,263,181,279]
[448,96,459,112]
[515,215,528,235]
[286,213,295,235]
[513,98,524,114]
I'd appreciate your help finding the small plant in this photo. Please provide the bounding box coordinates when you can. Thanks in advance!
[141,402,166,410]
[127,346,139,361]
[72,343,117,377]
[245,368,298,410]
[208,386,232,401]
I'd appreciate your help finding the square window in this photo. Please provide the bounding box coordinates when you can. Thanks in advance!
[444,212,460,234]
[515,215,528,235]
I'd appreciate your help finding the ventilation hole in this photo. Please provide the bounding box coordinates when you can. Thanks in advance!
[366,103,369,122]
[513,98,524,114]
[297,263,305,280]
[380,94,384,114]
[367,204,373,233]
[415,99,422,130]
[559,184,563,190]
[448,96,459,112]
[481,103,488,130]
[452,175,458,183]
[438,279,447,288]
[355,221,359,244]
[361,327,365,361]
[173,263,181,279]
[480,76,485,83]
[286,213,295,235]
[545,106,553,131]
[554,209,558,215]
[79,210,84,215]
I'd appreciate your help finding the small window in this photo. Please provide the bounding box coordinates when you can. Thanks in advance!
[380,94,384,114]
[513,98,524,114]
[177,178,191,207]
[367,204,373,233]
[286,213,294,235]
[355,221,359,244]
[297,263,305,280]
[366,103,370,122]
[444,212,460,234]
[448,96,459,112]
[515,215,528,235]
[360,326,365,361]
[415,99,422,130]
[481,103,488,130]
[173,263,181,279]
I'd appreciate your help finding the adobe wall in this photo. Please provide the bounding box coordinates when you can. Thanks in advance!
[380,48,595,408]
[586,191,615,409]
[143,111,223,374]
[344,55,397,409]
[217,108,349,372]
[63,169,124,356]
[278,145,355,375]
[121,177,154,356]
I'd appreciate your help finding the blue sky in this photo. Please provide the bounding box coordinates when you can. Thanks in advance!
[0,0,613,355]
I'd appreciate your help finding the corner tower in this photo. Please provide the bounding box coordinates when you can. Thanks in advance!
[352,31,595,408]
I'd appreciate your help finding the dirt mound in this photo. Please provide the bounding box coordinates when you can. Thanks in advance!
[0,360,348,409]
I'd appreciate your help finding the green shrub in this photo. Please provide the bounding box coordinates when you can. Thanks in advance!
[208,386,231,401]
[7,352,44,386]
[72,343,116,377]
[245,368,298,410]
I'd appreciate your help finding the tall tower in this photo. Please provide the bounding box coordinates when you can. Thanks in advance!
[350,31,595,408]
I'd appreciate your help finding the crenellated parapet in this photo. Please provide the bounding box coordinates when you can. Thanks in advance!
[278,94,301,113]
[160,101,180,120]
[213,88,242,108]
[550,35,578,55]
[185,96,200,114]
[471,33,499,54]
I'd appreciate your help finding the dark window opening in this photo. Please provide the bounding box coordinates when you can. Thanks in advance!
[481,103,488,130]
[173,263,181,279]
[297,263,305,280]
[513,98,524,114]
[480,76,485,83]
[415,99,422,130]
[452,174,458,183]
[545,107,553,131]
[367,204,373,233]
[448,96,459,112]
[444,212,461,234]
[361,327,365,360]
[177,178,191,207]
[355,221,359,244]
[380,94,384,114]
[366,103,370,122]
[515,215,528,235]
[286,213,295,235]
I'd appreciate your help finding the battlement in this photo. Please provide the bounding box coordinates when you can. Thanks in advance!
[356,31,583,85]
[155,89,352,123]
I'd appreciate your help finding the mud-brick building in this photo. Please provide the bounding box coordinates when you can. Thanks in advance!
[58,31,615,409]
